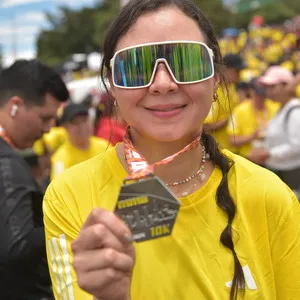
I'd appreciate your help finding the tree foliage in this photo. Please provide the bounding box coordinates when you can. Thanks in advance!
[36,0,300,66]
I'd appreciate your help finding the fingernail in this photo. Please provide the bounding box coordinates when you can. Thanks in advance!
[124,233,133,244]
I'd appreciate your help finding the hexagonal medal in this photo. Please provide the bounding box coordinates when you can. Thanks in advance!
[115,176,181,242]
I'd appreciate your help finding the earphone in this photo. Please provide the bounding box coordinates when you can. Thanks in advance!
[11,104,18,117]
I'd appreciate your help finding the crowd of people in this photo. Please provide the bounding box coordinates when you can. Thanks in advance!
[0,0,300,299]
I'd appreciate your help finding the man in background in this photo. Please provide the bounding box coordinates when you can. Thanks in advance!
[0,59,69,299]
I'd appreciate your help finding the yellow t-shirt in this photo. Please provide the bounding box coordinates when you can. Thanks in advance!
[205,84,239,151]
[43,127,68,153]
[50,136,110,180]
[227,99,280,157]
[44,147,300,300]
[296,84,300,99]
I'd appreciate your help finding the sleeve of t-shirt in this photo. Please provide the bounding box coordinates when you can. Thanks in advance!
[43,184,93,300]
[267,185,300,298]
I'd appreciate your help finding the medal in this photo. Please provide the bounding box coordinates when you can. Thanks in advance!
[114,130,201,242]
[115,176,180,242]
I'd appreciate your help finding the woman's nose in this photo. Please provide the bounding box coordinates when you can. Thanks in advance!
[148,62,179,95]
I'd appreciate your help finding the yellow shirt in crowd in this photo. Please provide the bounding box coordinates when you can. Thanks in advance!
[205,84,239,151]
[44,147,300,300]
[227,99,280,157]
[43,126,68,153]
[50,136,109,180]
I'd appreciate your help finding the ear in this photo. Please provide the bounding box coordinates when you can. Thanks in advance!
[7,96,24,117]
[213,73,220,93]
[7,96,24,108]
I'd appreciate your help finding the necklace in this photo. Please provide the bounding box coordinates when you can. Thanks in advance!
[166,142,207,190]
[123,129,201,181]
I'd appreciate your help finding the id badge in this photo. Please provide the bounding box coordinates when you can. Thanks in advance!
[114,176,181,242]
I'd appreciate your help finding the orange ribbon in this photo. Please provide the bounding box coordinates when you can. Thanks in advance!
[124,130,201,181]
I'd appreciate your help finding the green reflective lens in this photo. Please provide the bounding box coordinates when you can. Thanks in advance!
[113,42,214,88]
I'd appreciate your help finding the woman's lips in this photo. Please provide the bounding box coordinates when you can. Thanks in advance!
[145,104,187,118]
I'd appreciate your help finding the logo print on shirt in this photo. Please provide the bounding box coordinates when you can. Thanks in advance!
[226,265,257,290]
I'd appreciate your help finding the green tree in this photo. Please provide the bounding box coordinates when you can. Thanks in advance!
[37,6,99,66]
[36,0,300,66]
[194,0,234,33]
[37,0,119,66]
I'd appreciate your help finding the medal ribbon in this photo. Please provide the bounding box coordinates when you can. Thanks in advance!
[124,129,201,181]
[0,125,17,149]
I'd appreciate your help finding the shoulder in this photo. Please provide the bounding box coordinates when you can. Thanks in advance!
[224,150,298,216]
[225,149,284,187]
[45,146,125,222]
[0,150,34,187]
[46,146,124,201]
[282,99,300,113]
[287,99,300,115]
[279,99,300,125]
[0,138,17,159]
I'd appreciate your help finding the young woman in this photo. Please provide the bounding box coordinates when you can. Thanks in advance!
[43,1,300,300]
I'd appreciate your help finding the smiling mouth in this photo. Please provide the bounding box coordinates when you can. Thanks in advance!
[146,105,187,112]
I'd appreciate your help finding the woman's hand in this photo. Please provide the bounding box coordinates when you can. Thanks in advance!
[72,208,135,300]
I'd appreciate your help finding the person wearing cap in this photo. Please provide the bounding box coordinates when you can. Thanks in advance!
[50,103,110,180]
[204,54,243,152]
[227,78,279,158]
[248,66,300,197]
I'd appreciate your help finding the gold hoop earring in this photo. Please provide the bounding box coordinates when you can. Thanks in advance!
[213,93,219,102]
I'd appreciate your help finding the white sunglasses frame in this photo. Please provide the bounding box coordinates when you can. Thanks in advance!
[110,40,215,89]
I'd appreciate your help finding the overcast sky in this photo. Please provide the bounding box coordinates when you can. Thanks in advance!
[0,0,98,67]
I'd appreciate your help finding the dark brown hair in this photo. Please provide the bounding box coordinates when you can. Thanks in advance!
[100,1,245,299]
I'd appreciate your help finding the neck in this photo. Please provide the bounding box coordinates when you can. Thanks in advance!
[252,97,265,110]
[70,138,90,150]
[127,129,205,184]
[0,112,16,141]
[281,96,292,107]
